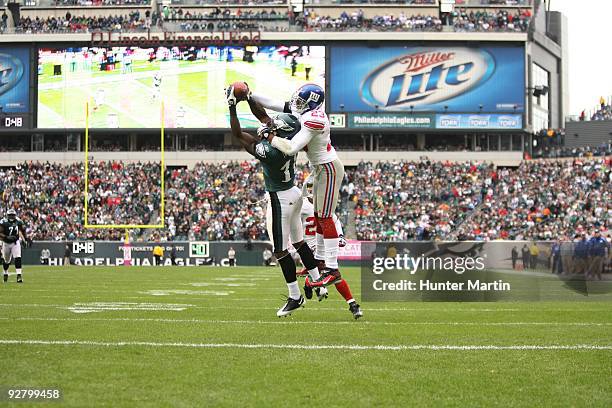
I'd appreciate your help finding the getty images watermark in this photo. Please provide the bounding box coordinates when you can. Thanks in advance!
[360,241,612,302]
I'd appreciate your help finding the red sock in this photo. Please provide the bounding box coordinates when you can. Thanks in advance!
[334,279,354,303]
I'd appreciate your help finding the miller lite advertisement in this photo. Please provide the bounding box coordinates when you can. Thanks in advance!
[0,47,30,113]
[330,45,525,115]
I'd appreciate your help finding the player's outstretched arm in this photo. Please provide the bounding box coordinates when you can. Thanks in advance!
[228,104,258,156]
[250,92,286,113]
[247,98,273,125]
[269,126,315,156]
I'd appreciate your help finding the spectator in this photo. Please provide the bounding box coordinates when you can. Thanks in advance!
[228,246,236,266]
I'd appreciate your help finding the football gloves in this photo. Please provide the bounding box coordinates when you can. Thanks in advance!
[339,235,347,248]
[257,122,275,140]
[225,85,238,107]
[225,82,252,107]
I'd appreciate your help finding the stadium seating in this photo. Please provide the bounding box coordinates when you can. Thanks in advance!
[1,158,608,242]
[5,0,535,33]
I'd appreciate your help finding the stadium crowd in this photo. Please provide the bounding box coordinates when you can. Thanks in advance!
[9,3,532,33]
[0,157,609,243]
[455,159,611,240]
[450,7,531,31]
[0,162,162,242]
[52,0,150,5]
[348,160,497,240]
[16,11,149,33]
[302,11,442,32]
[591,100,612,121]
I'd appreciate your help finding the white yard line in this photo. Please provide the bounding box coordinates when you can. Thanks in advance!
[1,303,612,312]
[1,317,610,327]
[0,339,610,351]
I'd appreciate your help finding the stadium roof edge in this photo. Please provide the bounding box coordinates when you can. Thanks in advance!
[0,31,528,44]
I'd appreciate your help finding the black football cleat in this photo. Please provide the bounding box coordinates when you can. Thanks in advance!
[3,274,7,283]
[16,274,23,284]
[303,283,313,300]
[349,302,363,319]
[277,296,305,317]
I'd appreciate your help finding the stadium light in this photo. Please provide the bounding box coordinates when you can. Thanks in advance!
[532,86,549,97]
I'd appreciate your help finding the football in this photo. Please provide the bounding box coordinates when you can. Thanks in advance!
[232,81,249,101]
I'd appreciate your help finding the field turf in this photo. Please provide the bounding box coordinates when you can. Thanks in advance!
[0,266,610,407]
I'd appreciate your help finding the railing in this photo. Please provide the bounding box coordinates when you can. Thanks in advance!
[22,0,151,6]
[13,0,535,6]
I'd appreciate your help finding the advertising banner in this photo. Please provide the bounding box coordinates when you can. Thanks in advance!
[348,113,435,128]
[330,45,525,114]
[0,47,30,113]
[435,113,523,129]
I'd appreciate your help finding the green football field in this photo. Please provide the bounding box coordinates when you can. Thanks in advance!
[0,266,610,407]
[38,58,319,129]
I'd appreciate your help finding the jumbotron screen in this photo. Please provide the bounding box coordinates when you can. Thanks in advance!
[37,45,325,128]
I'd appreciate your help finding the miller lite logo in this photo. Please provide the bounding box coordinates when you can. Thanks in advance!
[0,53,24,97]
[360,48,494,110]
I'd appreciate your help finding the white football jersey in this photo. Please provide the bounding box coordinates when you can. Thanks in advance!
[300,197,343,250]
[294,108,338,165]
[300,197,317,250]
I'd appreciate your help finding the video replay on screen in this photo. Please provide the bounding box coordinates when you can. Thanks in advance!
[37,45,325,129]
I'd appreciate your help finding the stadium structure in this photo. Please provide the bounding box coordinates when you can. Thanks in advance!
[0,1,610,406]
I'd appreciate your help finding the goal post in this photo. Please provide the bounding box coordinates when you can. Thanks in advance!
[83,101,165,230]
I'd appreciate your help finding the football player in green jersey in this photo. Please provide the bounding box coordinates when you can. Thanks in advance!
[0,209,31,283]
[226,84,328,317]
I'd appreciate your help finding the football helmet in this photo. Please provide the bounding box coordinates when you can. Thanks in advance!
[258,113,301,140]
[289,84,324,114]
[6,209,16,221]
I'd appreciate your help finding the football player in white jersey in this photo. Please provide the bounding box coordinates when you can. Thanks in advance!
[247,83,346,288]
[296,178,363,319]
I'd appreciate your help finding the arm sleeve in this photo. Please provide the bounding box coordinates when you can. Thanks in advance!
[251,92,286,113]
[270,126,316,156]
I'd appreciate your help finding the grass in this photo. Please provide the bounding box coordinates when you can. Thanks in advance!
[0,265,610,407]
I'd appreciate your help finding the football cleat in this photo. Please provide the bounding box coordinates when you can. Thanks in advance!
[277,296,305,317]
[16,274,22,284]
[303,283,313,300]
[315,286,328,302]
[307,269,342,287]
[2,274,7,283]
[349,302,363,319]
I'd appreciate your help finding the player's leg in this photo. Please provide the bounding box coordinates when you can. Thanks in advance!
[313,158,345,285]
[267,191,304,317]
[13,241,22,283]
[312,166,326,269]
[2,243,11,283]
[287,187,328,301]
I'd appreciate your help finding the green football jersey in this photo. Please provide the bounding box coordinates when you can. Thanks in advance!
[252,139,295,192]
[1,217,23,243]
